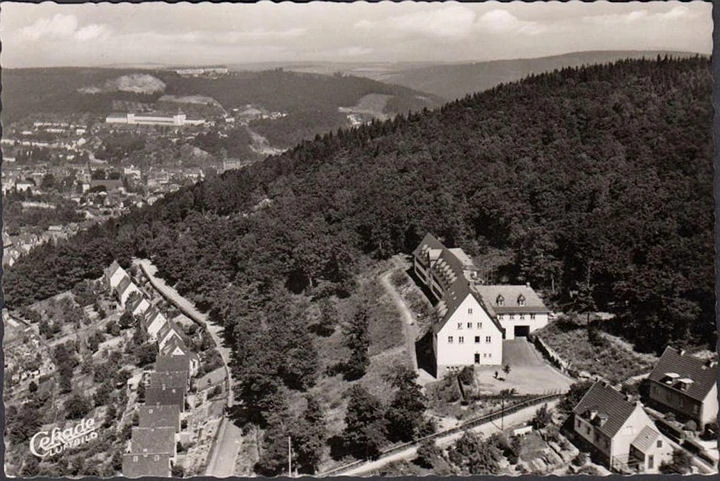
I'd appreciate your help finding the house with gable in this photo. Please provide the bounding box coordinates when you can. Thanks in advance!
[143,306,169,341]
[572,381,672,472]
[433,277,504,373]
[127,293,151,318]
[646,347,718,428]
[156,354,199,379]
[157,321,185,352]
[412,233,553,375]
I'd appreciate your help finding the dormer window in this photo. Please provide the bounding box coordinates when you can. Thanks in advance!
[496,295,504,306]
[517,294,526,306]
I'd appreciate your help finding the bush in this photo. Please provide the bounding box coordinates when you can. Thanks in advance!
[458,366,474,385]
[572,452,588,467]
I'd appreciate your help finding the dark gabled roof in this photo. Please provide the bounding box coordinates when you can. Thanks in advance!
[573,382,639,439]
[160,336,190,357]
[138,405,180,430]
[155,354,193,373]
[412,232,446,259]
[145,385,185,408]
[116,275,132,296]
[129,426,175,455]
[647,347,718,402]
[631,425,662,453]
[473,285,550,313]
[149,371,188,390]
[433,275,504,335]
[122,453,171,478]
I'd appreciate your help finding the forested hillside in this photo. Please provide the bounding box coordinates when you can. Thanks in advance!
[4,57,713,361]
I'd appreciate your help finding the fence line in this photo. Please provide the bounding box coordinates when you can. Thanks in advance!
[319,392,563,476]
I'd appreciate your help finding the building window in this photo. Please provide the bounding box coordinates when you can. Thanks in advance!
[459,336,465,344]
[483,353,487,358]
[586,426,590,435]
[475,336,480,343]
[530,313,536,320]
[474,354,480,364]
[648,455,654,470]
[496,295,504,306]
[485,336,492,343]
[517,294,526,306]
[693,405,699,414]
[448,336,453,343]
[576,419,581,428]
[509,314,515,320]
[519,314,524,320]
[488,353,492,358]
[467,322,472,329]
[457,323,463,329]
[133,456,139,462]
[498,314,503,320]
[657,440,662,448]
[468,308,473,314]
[477,322,482,329]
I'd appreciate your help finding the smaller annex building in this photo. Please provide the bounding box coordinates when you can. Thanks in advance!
[412,233,551,375]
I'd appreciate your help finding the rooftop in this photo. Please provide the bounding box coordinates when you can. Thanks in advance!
[648,347,718,401]
[573,381,639,438]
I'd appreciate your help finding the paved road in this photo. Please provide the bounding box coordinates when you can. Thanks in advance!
[338,400,559,476]
[203,418,245,477]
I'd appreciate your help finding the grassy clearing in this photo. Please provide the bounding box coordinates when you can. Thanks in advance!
[535,322,657,384]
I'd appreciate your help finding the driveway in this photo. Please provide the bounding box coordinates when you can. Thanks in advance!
[474,339,575,395]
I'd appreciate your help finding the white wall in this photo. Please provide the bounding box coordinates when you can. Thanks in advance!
[436,295,503,370]
[701,384,718,426]
[498,313,549,340]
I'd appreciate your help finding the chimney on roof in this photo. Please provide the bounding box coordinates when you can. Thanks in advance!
[679,349,686,356]
[704,359,718,369]
[526,282,531,287]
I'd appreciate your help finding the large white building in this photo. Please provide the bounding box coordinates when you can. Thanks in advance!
[106,112,205,127]
[413,233,552,375]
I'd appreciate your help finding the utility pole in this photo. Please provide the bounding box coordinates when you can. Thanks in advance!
[287,436,292,477]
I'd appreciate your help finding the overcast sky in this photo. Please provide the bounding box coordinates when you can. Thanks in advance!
[1,1,712,68]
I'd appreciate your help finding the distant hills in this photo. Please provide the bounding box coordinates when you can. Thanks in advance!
[240,50,703,101]
[0,68,443,132]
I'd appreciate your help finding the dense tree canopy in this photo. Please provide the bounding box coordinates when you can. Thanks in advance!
[4,57,714,374]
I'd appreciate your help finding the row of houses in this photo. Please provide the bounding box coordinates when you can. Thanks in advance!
[570,347,717,473]
[412,233,552,375]
[105,261,199,477]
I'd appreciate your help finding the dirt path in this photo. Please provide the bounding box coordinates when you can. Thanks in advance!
[379,268,418,371]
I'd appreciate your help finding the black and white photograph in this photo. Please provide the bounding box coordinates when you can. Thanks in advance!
[0,1,716,478]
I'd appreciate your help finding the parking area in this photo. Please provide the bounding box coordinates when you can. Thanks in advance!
[474,339,575,395]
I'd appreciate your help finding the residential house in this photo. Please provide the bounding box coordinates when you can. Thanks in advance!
[160,336,192,358]
[115,275,142,308]
[122,453,172,478]
[149,371,189,391]
[157,321,185,352]
[572,382,668,472]
[646,347,718,428]
[137,405,181,433]
[473,285,551,339]
[128,294,151,318]
[144,306,169,341]
[145,384,186,411]
[156,354,199,379]
[129,426,176,461]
